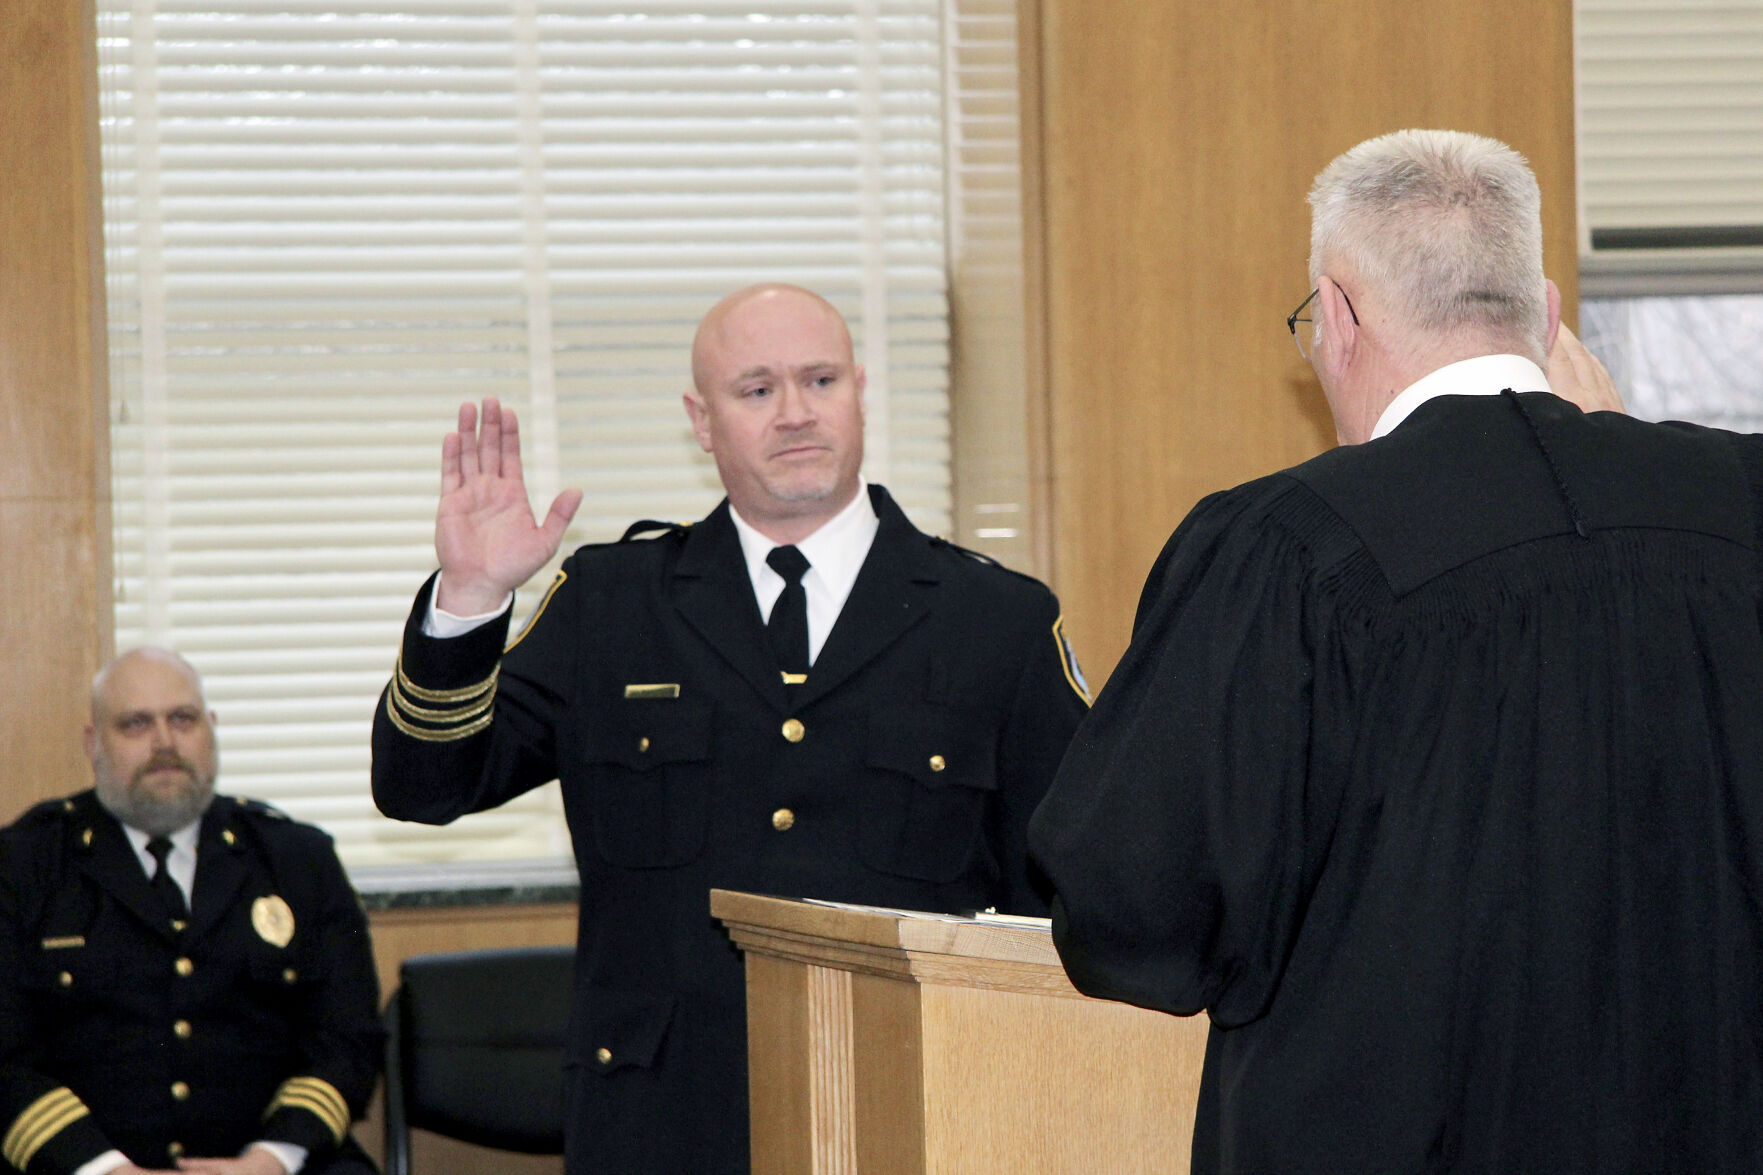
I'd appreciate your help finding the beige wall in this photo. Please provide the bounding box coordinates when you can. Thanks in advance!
[1028,0,1578,684]
[1,0,112,826]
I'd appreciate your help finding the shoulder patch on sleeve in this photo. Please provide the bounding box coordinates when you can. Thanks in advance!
[1052,615,1091,706]
[506,569,567,652]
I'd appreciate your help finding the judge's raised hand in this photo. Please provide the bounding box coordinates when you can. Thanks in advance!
[1548,324,1626,416]
[435,398,583,616]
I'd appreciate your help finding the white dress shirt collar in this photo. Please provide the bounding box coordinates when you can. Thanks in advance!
[1370,354,1552,440]
[122,815,201,903]
[730,483,881,665]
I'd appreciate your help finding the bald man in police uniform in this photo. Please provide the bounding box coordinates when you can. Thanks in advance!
[0,649,382,1175]
[371,284,1090,1174]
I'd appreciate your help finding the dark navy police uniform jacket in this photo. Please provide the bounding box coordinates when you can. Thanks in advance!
[0,791,383,1175]
[372,485,1089,1175]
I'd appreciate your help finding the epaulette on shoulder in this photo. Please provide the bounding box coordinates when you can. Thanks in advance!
[619,519,693,543]
[235,797,292,821]
[929,535,1050,588]
[17,795,81,828]
[930,534,1001,566]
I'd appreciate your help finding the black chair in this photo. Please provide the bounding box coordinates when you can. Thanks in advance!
[382,945,574,1174]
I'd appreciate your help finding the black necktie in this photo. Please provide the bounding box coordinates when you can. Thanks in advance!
[146,836,188,922]
[765,545,811,678]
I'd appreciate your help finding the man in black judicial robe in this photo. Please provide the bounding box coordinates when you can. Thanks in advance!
[1029,128,1763,1174]
[371,284,1089,1175]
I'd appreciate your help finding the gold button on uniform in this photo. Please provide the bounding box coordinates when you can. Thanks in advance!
[596,1047,612,1065]
[638,736,651,753]
[771,808,795,832]
[929,755,946,772]
[781,718,805,743]
[58,971,73,988]
[174,1020,192,1039]
[282,967,298,984]
[174,957,194,977]
[171,1081,190,1101]
[168,1142,185,1159]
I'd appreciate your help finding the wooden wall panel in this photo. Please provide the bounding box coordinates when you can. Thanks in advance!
[1031,0,1577,683]
[0,0,112,824]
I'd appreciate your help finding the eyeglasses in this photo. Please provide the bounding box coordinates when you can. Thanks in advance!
[1287,286,1358,360]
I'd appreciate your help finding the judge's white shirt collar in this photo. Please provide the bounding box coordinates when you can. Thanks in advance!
[1370,354,1552,441]
[730,482,880,665]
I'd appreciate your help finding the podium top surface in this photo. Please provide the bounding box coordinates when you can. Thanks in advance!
[710,888,1084,995]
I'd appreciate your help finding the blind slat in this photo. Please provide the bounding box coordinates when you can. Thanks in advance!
[101,0,968,869]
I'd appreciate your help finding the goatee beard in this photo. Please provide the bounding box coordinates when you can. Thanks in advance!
[96,756,215,837]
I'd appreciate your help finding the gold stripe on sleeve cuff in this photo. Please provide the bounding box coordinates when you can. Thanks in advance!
[269,1076,350,1142]
[389,675,497,725]
[393,657,498,704]
[384,689,498,743]
[4,1088,91,1172]
[386,653,499,742]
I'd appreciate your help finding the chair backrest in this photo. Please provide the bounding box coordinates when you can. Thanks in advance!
[383,944,573,1175]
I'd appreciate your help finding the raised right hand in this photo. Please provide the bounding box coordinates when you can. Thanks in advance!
[434,398,583,615]
[1547,324,1627,416]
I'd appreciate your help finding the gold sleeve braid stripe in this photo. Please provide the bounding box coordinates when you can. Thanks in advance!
[394,658,498,704]
[4,1087,90,1172]
[386,654,498,742]
[391,676,497,725]
[385,688,497,743]
[268,1076,350,1143]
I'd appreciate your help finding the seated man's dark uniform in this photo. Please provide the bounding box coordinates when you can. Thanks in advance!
[0,791,383,1175]
[372,484,1090,1175]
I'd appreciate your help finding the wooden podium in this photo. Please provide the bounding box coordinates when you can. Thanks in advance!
[711,889,1208,1174]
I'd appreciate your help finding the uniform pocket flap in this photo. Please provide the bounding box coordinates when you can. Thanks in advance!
[571,988,676,1075]
[248,948,322,986]
[865,703,997,789]
[584,698,713,771]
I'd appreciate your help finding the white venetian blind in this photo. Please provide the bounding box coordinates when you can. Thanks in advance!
[96,0,954,868]
[1575,0,1763,292]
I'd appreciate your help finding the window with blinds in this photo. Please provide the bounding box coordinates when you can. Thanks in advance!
[1575,0,1763,294]
[96,0,990,869]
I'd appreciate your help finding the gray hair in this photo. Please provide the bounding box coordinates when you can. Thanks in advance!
[1308,129,1547,359]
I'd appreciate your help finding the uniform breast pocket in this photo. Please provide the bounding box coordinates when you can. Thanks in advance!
[859,703,998,883]
[29,935,127,1008]
[247,945,322,992]
[582,698,714,868]
[244,945,322,1039]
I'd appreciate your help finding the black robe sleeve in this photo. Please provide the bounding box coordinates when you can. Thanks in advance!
[1029,478,1341,1027]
